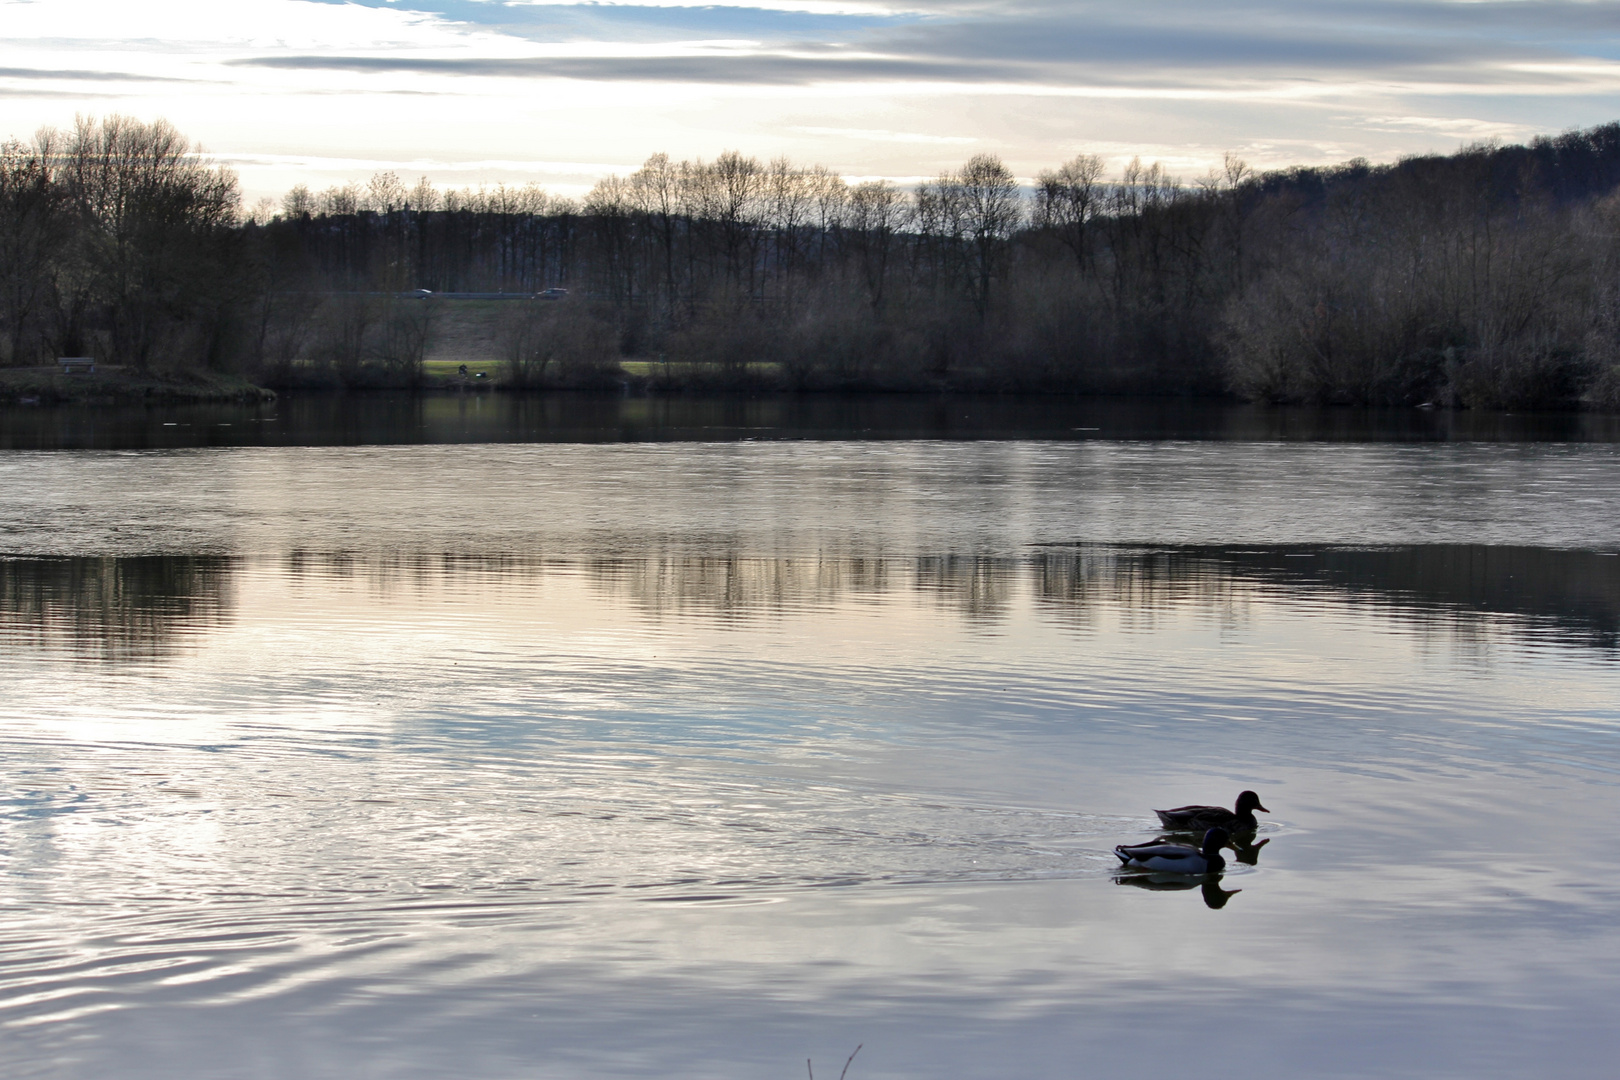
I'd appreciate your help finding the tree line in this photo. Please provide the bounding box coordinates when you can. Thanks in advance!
[0,116,239,373]
[8,114,1620,407]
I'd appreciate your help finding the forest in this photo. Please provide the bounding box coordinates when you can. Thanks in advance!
[7,114,1620,408]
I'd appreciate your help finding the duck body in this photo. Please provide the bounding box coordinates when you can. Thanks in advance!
[1154,790,1268,833]
[1114,828,1229,875]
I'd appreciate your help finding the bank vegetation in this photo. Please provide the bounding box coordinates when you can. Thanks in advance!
[9,115,1620,408]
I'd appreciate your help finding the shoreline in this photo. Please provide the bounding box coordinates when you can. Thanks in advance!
[6,389,1620,454]
[3,363,1618,418]
[0,366,276,406]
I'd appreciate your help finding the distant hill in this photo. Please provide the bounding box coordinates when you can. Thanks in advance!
[1256,121,1620,209]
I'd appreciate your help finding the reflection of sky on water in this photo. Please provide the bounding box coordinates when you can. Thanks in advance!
[4,443,1620,1077]
[6,441,1620,559]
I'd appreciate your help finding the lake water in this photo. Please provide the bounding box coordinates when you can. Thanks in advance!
[3,397,1620,1079]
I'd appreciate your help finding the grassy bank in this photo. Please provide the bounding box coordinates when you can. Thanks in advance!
[345,358,892,392]
[0,366,275,406]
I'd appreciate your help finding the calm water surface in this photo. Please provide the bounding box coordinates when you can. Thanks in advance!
[3,413,1620,1078]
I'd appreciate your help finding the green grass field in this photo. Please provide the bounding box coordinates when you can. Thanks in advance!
[620,360,783,376]
[422,359,503,378]
[422,359,784,380]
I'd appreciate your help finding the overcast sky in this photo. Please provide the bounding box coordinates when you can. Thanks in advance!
[5,0,1620,201]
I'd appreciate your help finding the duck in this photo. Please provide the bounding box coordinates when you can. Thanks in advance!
[1154,790,1268,833]
[1114,828,1230,875]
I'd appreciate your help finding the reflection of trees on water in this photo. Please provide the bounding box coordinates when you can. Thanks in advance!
[279,550,555,595]
[0,556,235,661]
[584,544,1620,654]
[581,553,1015,622]
[913,556,1012,621]
[1039,545,1620,654]
[26,544,1612,659]
[585,554,895,620]
[1031,547,1255,632]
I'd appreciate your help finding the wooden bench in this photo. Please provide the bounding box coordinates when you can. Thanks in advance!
[58,357,95,375]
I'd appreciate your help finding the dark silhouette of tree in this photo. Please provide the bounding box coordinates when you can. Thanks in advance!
[10,113,1620,409]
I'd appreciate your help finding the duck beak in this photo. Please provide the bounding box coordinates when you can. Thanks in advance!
[1255,802,1270,813]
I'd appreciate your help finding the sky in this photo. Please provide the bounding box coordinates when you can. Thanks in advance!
[4,0,1620,202]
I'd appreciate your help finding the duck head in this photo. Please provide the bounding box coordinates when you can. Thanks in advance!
[1201,827,1231,855]
[1235,790,1269,815]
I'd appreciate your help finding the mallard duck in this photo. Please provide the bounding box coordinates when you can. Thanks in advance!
[1154,790,1268,833]
[1114,828,1229,875]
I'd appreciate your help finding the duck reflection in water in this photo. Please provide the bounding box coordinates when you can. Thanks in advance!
[1115,874,1242,909]
[1230,835,1269,866]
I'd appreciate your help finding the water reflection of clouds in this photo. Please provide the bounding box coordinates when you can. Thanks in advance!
[9,447,1620,1076]
[6,548,1620,1075]
[14,443,1620,560]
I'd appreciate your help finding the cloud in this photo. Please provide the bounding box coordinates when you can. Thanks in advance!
[791,125,978,143]
[343,0,913,39]
[8,0,1620,197]
[1354,114,1528,138]
[228,12,1539,91]
[224,0,1620,91]
[873,17,1485,73]
[0,67,197,83]
[22,0,1620,91]
[233,52,1028,84]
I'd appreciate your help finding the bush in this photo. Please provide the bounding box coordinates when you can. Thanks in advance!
[500,301,619,388]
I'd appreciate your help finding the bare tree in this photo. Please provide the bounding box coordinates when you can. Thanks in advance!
[376,295,436,382]
[630,152,683,318]
[365,171,407,213]
[282,184,314,217]
[407,176,439,212]
[500,301,553,387]
[954,154,1021,315]
[59,114,240,369]
[0,133,66,364]
[711,151,765,295]
[246,197,277,225]
[809,165,849,240]
[848,180,909,311]
[500,299,616,386]
[765,158,814,301]
[320,183,362,215]
[585,174,638,304]
[316,292,379,382]
[1035,153,1103,275]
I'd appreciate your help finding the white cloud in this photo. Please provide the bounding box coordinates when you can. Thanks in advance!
[791,126,978,143]
[507,0,917,14]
